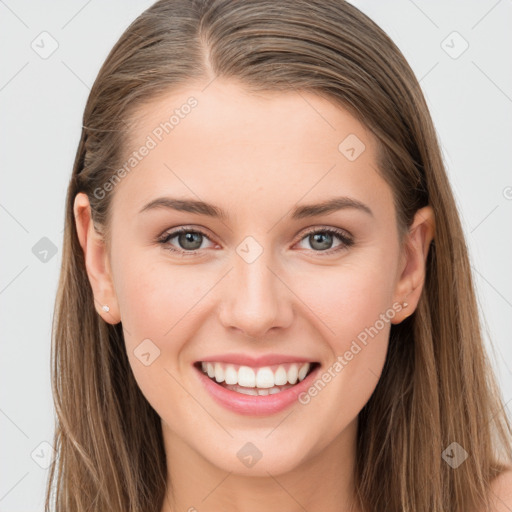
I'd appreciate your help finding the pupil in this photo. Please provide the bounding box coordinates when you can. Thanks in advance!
[311,232,332,250]
[180,232,202,250]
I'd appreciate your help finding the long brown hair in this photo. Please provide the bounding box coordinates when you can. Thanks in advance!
[46,1,512,510]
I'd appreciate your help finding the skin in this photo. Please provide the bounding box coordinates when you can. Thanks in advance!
[74,79,437,512]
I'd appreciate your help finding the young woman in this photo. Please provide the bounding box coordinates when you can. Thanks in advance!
[46,1,512,510]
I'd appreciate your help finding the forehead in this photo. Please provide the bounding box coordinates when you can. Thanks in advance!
[111,79,393,223]
[128,79,374,159]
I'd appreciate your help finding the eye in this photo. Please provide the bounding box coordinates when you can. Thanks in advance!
[295,227,354,255]
[157,227,216,255]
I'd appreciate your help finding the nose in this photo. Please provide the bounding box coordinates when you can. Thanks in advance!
[218,248,294,339]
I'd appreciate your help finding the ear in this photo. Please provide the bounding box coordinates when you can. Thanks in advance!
[73,192,121,324]
[391,205,435,324]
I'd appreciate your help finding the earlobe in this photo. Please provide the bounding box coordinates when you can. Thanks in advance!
[391,205,435,324]
[73,192,121,324]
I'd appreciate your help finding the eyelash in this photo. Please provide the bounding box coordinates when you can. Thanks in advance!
[156,226,354,257]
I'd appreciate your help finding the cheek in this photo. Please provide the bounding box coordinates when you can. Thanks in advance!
[113,250,209,342]
[112,252,210,410]
[294,258,397,347]
[291,256,396,427]
[111,250,208,390]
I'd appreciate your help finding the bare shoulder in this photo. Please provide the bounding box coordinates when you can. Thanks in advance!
[487,468,512,512]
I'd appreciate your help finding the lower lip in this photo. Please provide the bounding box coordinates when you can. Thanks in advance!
[194,364,321,416]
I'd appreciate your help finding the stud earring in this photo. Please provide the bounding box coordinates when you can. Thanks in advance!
[102,304,110,312]
[402,301,408,308]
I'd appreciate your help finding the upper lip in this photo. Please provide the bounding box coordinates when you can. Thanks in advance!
[195,353,319,367]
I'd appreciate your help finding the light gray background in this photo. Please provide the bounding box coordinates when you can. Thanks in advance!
[1,1,511,510]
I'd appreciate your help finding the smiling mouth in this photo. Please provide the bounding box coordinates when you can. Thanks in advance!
[194,361,321,396]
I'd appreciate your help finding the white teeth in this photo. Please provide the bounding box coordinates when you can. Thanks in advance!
[236,387,258,396]
[238,366,256,387]
[214,362,224,383]
[298,363,310,382]
[224,364,238,385]
[223,384,294,395]
[287,364,298,385]
[274,366,288,386]
[256,367,275,388]
[199,361,314,389]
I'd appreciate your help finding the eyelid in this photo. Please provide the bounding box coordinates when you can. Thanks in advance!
[296,225,353,243]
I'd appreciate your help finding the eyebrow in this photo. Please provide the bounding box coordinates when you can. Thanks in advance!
[139,196,374,220]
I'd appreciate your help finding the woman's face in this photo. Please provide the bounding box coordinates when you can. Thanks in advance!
[77,79,433,477]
